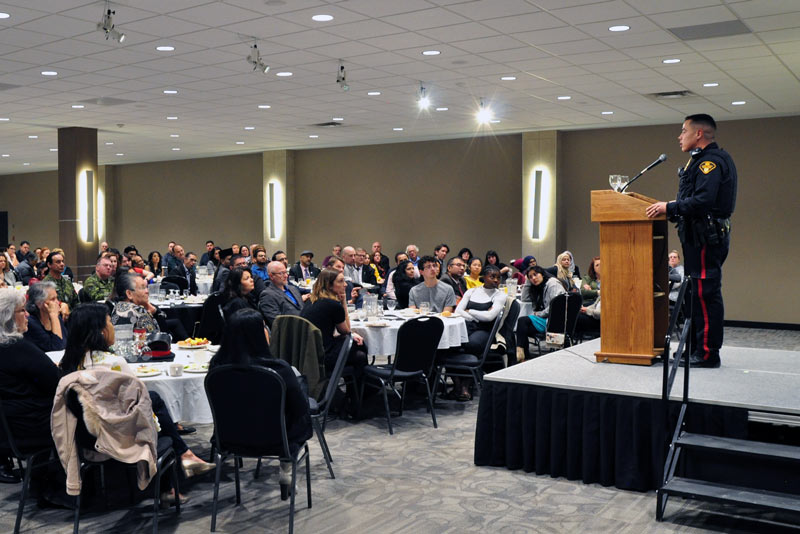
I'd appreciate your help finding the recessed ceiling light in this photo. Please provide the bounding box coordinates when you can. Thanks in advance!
[332,117,343,121]
[367,91,381,96]
[422,50,440,56]
[105,142,114,145]
[170,134,179,138]
[435,107,448,111]
[1,154,8,157]
[235,141,245,145]
[0,12,10,19]
[490,119,501,124]
[258,104,271,109]
[49,148,57,152]
[601,111,614,115]
[163,89,178,94]
[0,118,9,121]
[311,14,333,22]
[308,135,319,139]
[156,45,174,52]
[41,71,57,76]
[500,76,516,81]
[166,116,178,120]
[703,82,719,87]
[244,126,255,130]
[171,147,180,151]
[28,135,38,139]
[23,162,30,166]
[393,127,404,131]
[731,100,746,105]
[557,96,571,100]
[115,153,124,156]
[275,71,292,77]
[662,58,680,64]
[71,104,84,109]
[609,25,630,32]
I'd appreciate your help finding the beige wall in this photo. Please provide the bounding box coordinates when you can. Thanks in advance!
[0,170,59,248]
[559,115,800,324]
[292,135,522,265]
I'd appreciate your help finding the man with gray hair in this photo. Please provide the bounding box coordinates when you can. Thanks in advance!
[406,244,420,267]
[83,254,115,301]
[258,261,306,327]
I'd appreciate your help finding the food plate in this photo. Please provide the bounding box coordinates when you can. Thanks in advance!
[177,343,208,350]
[365,321,389,327]
[135,366,162,377]
[177,338,210,349]
[183,363,209,373]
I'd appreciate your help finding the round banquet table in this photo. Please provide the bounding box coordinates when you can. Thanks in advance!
[153,301,204,339]
[350,312,468,356]
[47,344,215,424]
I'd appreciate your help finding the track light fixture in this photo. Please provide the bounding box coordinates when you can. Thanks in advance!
[336,60,349,91]
[417,82,430,110]
[97,1,125,43]
[476,97,493,125]
[246,42,270,74]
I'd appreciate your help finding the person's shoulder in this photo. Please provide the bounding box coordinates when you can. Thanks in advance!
[437,280,455,293]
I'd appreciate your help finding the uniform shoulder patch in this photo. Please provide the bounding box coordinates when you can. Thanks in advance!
[699,161,716,174]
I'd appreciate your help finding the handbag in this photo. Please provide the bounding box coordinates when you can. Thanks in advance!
[545,294,568,348]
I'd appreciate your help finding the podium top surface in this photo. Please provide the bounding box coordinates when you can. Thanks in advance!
[591,189,666,222]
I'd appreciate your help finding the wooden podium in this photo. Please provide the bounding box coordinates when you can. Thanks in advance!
[590,190,669,365]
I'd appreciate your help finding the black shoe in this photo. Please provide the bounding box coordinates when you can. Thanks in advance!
[177,425,196,435]
[678,354,721,368]
[0,462,20,484]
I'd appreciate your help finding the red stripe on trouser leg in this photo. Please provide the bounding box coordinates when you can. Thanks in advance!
[699,246,710,360]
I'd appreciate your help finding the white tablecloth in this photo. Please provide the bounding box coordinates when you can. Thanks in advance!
[351,313,468,356]
[47,345,214,424]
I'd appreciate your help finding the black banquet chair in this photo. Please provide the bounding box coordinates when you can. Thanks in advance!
[529,293,582,357]
[194,291,226,343]
[205,365,312,534]
[360,316,444,435]
[309,334,352,478]
[161,276,189,292]
[0,397,58,534]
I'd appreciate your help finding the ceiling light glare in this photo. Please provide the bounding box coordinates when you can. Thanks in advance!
[115,153,124,156]
[1,154,8,157]
[703,82,719,87]
[0,12,10,19]
[422,50,440,56]
[41,71,57,76]
[258,104,271,109]
[28,135,38,139]
[235,141,245,145]
[156,45,175,52]
[367,91,381,96]
[557,95,571,100]
[332,117,344,121]
[49,148,58,152]
[417,83,430,110]
[246,42,270,73]
[312,14,333,22]
[500,76,516,81]
[276,71,292,77]
[170,134,179,138]
[609,25,630,32]
[490,119,501,124]
[244,126,255,130]
[308,135,319,138]
[475,97,493,125]
[435,107,448,111]
[71,104,85,109]
[0,118,8,121]
[166,116,178,120]
[163,89,178,94]
[601,111,614,115]
[97,4,125,43]
[23,162,29,166]
[171,147,180,151]
[731,100,746,105]
[105,141,114,145]
[662,58,680,64]
[393,127,404,131]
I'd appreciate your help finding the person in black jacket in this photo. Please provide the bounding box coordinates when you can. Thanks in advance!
[391,260,419,309]
[23,281,67,351]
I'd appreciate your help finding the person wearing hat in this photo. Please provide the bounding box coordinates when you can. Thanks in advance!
[510,255,536,285]
[289,250,319,282]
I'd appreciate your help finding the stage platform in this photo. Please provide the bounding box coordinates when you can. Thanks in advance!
[473,338,800,492]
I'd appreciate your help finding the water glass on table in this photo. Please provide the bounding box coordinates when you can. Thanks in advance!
[419,302,431,315]
[386,298,397,311]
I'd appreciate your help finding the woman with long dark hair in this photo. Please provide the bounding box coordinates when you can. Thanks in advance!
[391,260,418,309]
[484,250,510,282]
[146,251,162,275]
[221,266,258,320]
[516,265,566,362]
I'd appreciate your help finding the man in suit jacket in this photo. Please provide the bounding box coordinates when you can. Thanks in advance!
[167,245,198,295]
[259,261,306,327]
[289,250,320,282]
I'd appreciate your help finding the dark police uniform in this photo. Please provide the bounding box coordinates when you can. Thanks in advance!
[666,142,737,364]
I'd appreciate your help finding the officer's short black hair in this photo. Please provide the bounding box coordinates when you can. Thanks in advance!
[685,114,717,135]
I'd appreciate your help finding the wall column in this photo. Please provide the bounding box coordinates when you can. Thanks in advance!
[262,150,295,259]
[521,131,558,266]
[58,127,97,281]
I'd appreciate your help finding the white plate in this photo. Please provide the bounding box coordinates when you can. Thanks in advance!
[183,365,209,373]
[177,343,210,350]
[135,368,162,377]
[365,322,389,327]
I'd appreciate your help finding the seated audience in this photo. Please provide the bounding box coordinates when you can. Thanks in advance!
[405,244,420,267]
[547,252,579,292]
[210,308,311,499]
[668,250,685,303]
[484,250,510,282]
[211,248,234,293]
[392,260,419,309]
[259,261,306,328]
[371,242,390,275]
[271,250,289,269]
[221,267,258,320]
[581,256,601,305]
[14,256,36,285]
[383,252,409,300]
[322,244,342,269]
[239,245,251,264]
[111,273,187,339]
[199,240,215,266]
[516,266,567,361]
[59,304,214,504]
[4,245,19,269]
[0,253,17,287]
[356,248,379,286]
[451,265,506,401]
[207,246,221,272]
[369,251,386,284]
[51,248,75,281]
[83,254,115,301]
[576,295,601,338]
[23,281,67,351]
[409,255,456,313]
[16,241,36,265]
[169,249,198,295]
[289,250,320,283]
[130,254,155,281]
[464,257,484,290]
[250,246,269,282]
[43,251,79,312]
[457,247,473,264]
[510,255,536,285]
[324,255,359,306]
[440,256,467,304]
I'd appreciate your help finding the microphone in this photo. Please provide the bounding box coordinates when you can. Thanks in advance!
[620,154,667,192]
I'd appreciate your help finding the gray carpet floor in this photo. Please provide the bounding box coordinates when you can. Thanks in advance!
[1,326,798,533]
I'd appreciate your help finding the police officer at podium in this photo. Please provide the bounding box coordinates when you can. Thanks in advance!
[646,114,737,368]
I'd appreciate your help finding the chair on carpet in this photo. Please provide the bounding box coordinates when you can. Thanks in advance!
[0,397,58,534]
[162,276,188,292]
[271,315,326,399]
[485,297,520,369]
[309,334,352,477]
[205,365,311,534]
[529,293,582,357]
[65,388,181,534]
[361,316,444,435]
[436,309,505,395]
[194,291,226,343]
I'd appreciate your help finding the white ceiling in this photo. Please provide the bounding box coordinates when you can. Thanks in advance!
[1,0,799,175]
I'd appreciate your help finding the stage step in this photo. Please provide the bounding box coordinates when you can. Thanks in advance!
[658,477,800,516]
[677,432,800,462]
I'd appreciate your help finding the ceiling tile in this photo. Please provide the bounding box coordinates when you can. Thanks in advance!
[551,1,639,25]
[483,12,567,33]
